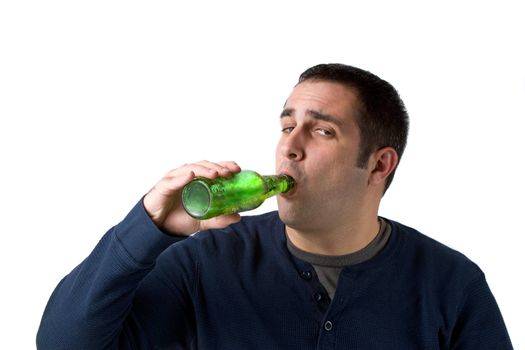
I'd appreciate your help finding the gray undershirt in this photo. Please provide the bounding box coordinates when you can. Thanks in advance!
[287,217,391,300]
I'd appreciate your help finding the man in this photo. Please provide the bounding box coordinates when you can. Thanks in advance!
[37,64,513,349]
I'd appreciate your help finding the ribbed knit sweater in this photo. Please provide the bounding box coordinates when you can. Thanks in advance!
[37,200,513,349]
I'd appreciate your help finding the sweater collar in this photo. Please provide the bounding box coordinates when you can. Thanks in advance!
[269,212,403,273]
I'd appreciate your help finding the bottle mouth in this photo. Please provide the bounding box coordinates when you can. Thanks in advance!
[182,181,212,218]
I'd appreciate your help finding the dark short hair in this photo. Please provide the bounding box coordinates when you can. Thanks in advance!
[298,63,409,193]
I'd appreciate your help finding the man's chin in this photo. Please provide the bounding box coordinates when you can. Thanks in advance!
[277,202,306,227]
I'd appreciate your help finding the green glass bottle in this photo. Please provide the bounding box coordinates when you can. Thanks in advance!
[182,170,295,220]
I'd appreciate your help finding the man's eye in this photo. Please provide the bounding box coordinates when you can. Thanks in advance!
[315,128,333,136]
[281,126,294,133]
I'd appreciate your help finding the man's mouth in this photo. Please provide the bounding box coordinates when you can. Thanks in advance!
[278,169,301,197]
[278,164,301,179]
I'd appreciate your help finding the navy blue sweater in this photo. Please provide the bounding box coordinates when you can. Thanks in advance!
[37,201,513,349]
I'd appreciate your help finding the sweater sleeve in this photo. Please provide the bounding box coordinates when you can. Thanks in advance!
[449,273,513,349]
[36,199,188,349]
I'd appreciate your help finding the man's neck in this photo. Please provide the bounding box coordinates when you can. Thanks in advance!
[285,214,381,256]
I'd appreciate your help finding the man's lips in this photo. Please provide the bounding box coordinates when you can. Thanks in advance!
[279,169,298,183]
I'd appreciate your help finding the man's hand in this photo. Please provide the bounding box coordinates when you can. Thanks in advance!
[143,160,242,236]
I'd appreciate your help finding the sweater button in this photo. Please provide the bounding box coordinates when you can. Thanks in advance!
[300,270,312,280]
[324,321,333,332]
[313,292,323,302]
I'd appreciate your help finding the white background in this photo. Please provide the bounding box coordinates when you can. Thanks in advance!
[1,1,524,348]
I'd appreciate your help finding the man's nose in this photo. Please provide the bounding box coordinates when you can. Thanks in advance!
[280,129,304,161]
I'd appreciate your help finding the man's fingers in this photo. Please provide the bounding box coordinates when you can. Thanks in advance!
[165,161,241,180]
[217,161,241,174]
[165,171,196,191]
[165,164,216,179]
[194,160,240,178]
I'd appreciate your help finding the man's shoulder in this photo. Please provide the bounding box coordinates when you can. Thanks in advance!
[387,219,483,278]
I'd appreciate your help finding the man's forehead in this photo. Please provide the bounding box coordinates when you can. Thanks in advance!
[287,80,358,106]
[282,81,360,125]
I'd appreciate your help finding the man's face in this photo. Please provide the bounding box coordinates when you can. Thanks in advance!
[275,80,371,232]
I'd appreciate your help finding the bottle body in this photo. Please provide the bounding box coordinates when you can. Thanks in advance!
[182,170,295,219]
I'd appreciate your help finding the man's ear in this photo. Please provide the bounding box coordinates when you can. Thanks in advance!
[368,147,399,186]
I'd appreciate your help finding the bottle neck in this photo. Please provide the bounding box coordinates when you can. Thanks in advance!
[263,175,295,195]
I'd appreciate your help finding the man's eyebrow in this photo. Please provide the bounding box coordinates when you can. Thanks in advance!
[280,108,343,128]
[280,108,294,118]
[306,110,343,128]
